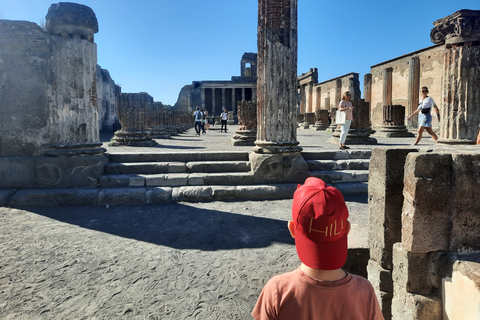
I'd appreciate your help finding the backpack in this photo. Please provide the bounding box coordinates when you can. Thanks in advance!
[195,111,203,121]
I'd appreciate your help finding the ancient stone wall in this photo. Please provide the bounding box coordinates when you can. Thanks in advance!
[297,72,361,114]
[0,5,100,157]
[96,65,119,131]
[368,146,480,319]
[367,45,444,128]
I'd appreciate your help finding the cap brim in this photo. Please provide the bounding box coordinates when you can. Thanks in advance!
[295,230,348,270]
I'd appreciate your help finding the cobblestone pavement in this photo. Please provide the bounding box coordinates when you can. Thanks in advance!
[1,126,433,319]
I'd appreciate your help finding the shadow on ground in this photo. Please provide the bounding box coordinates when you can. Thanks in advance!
[30,203,295,251]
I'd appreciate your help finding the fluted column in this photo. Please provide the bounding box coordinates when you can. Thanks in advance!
[383,67,393,108]
[254,0,300,154]
[407,58,419,129]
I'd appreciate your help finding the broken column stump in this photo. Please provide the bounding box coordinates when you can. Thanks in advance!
[378,105,414,137]
[231,100,257,146]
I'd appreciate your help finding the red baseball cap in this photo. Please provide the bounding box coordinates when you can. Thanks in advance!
[291,177,350,270]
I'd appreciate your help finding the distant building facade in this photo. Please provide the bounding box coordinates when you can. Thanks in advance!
[174,53,257,117]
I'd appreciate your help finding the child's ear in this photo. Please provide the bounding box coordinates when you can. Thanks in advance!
[287,220,295,238]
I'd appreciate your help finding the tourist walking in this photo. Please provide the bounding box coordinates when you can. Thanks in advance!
[204,111,211,132]
[338,92,354,150]
[407,86,440,145]
[252,177,384,320]
[193,107,203,136]
[201,109,207,134]
[220,109,228,133]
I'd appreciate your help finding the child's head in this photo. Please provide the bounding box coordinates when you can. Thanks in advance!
[290,177,350,270]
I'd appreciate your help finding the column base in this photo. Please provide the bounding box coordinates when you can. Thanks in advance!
[437,138,476,145]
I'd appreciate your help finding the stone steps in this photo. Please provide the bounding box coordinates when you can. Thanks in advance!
[0,149,371,206]
[105,161,251,174]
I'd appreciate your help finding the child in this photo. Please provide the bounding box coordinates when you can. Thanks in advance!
[252,177,384,320]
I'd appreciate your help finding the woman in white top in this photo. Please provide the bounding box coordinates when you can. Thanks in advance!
[407,86,440,145]
[338,92,354,150]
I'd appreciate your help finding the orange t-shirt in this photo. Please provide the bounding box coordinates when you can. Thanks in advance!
[252,268,384,320]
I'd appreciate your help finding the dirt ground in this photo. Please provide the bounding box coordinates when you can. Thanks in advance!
[0,196,367,319]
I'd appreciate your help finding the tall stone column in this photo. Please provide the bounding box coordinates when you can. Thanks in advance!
[383,67,393,108]
[212,88,217,116]
[201,87,206,111]
[251,0,307,183]
[221,88,226,111]
[407,57,420,129]
[364,73,372,104]
[431,10,480,144]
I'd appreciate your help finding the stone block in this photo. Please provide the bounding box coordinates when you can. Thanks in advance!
[0,189,17,206]
[99,175,131,187]
[9,189,98,207]
[367,259,393,293]
[0,157,35,188]
[392,243,433,294]
[281,153,309,183]
[368,147,418,268]
[172,186,213,202]
[98,188,146,206]
[35,156,107,188]
[450,153,480,252]
[402,153,452,253]
[249,153,283,183]
[344,248,369,279]
[146,174,188,187]
[147,187,173,204]
[391,284,442,320]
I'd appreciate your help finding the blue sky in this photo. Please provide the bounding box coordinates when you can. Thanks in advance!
[1,0,479,105]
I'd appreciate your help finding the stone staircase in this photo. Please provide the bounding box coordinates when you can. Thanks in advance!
[3,149,370,206]
[97,149,370,203]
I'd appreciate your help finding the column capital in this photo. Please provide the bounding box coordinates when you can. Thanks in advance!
[431,10,480,45]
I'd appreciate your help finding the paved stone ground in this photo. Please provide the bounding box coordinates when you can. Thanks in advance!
[1,126,437,319]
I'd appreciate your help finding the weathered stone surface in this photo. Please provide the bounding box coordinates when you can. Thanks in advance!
[439,45,480,144]
[392,243,434,294]
[249,153,283,183]
[46,2,98,41]
[368,259,393,293]
[450,153,480,251]
[430,10,480,45]
[255,0,300,154]
[98,188,146,206]
[147,187,173,204]
[0,157,36,188]
[391,284,442,320]
[402,153,452,253]
[0,16,99,157]
[0,190,17,206]
[9,189,99,207]
[368,148,418,267]
[443,254,480,320]
[232,101,257,146]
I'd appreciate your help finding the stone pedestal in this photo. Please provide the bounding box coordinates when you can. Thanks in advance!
[431,10,480,144]
[327,107,337,132]
[378,105,414,137]
[329,99,377,145]
[313,109,329,130]
[252,0,307,184]
[111,93,157,146]
[296,114,304,128]
[302,112,315,129]
[231,101,257,146]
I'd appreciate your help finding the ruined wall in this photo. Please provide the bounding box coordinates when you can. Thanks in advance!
[368,45,444,128]
[368,146,480,319]
[0,5,100,157]
[96,65,119,131]
[297,72,360,113]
